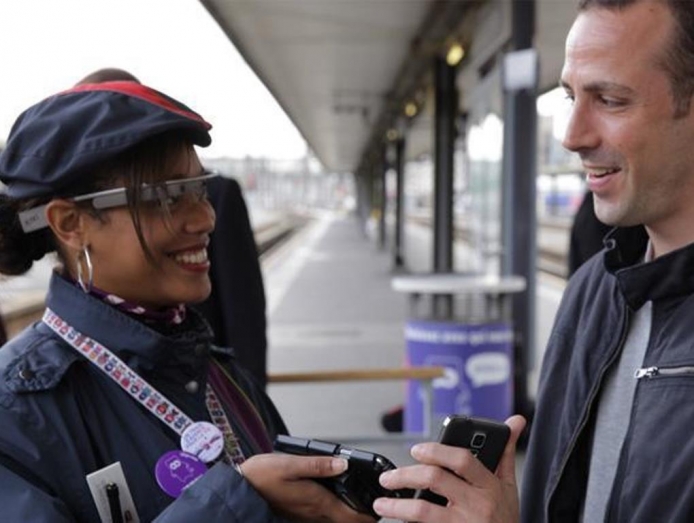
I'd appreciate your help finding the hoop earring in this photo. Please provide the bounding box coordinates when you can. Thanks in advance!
[76,246,94,293]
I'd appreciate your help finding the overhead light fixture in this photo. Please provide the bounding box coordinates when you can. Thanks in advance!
[446,43,465,67]
[404,102,418,118]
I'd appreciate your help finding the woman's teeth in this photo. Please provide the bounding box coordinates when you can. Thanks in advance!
[173,249,208,264]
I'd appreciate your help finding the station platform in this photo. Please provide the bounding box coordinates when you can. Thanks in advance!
[262,209,565,477]
[264,211,412,467]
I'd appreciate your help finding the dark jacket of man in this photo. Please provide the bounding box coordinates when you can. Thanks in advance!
[522,228,694,522]
[0,315,6,345]
[197,176,268,388]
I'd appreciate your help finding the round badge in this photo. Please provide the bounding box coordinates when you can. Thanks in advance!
[180,421,224,463]
[155,450,207,498]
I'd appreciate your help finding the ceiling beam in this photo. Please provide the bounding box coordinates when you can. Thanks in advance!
[356,0,483,177]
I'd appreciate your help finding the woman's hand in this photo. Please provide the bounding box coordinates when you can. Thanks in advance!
[373,415,526,523]
[240,453,376,522]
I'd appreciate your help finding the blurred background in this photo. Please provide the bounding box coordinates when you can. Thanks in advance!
[0,1,587,488]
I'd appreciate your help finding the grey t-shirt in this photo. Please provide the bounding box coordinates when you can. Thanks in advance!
[580,299,652,522]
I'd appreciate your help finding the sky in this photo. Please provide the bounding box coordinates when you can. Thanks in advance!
[0,0,307,160]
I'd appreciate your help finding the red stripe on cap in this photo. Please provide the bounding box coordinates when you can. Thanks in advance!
[59,81,212,129]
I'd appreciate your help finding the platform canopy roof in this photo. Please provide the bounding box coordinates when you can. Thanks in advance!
[200,0,575,173]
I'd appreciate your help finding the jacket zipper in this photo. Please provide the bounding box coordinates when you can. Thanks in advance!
[545,306,632,520]
[634,365,694,379]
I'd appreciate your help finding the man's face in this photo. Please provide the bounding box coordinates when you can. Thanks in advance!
[561,1,694,237]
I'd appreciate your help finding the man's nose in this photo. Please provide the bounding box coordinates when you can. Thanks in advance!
[562,101,600,153]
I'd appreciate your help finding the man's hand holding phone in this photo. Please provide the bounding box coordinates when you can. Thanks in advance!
[373,415,526,523]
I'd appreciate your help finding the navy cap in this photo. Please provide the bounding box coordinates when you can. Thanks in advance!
[0,81,212,199]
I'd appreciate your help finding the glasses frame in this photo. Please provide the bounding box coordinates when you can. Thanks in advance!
[18,171,219,233]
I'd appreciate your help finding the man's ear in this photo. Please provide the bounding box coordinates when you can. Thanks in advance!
[45,199,88,250]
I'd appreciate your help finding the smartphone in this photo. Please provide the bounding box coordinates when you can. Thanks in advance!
[274,435,408,518]
[414,415,510,506]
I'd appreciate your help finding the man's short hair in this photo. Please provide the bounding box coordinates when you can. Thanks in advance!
[579,0,694,117]
[75,68,140,86]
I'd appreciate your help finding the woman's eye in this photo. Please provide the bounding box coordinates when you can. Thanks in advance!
[150,182,209,211]
[194,185,208,201]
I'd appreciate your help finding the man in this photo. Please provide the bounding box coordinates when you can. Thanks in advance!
[197,175,269,389]
[373,1,694,522]
[0,315,6,345]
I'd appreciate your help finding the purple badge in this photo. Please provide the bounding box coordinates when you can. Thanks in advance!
[155,450,207,498]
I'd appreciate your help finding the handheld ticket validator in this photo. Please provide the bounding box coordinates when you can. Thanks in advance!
[274,435,409,518]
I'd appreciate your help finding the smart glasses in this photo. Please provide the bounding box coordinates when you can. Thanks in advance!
[19,171,219,233]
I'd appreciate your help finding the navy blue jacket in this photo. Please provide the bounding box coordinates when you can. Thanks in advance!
[522,229,694,522]
[0,273,288,522]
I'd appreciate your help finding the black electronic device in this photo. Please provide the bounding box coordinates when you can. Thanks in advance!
[274,435,408,518]
[414,415,510,506]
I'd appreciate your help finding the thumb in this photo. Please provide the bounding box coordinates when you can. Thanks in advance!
[287,455,349,479]
[496,415,526,483]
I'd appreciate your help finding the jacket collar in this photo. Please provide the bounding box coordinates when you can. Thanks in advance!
[605,228,694,310]
[5,272,215,393]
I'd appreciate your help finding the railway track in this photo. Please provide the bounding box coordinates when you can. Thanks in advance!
[407,214,570,280]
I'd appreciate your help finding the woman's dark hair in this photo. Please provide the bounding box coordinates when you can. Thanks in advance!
[578,0,694,117]
[0,132,193,276]
[0,194,57,275]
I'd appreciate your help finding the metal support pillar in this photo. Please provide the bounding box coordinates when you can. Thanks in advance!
[356,172,369,237]
[393,137,406,269]
[501,0,537,419]
[378,148,387,250]
[432,57,457,318]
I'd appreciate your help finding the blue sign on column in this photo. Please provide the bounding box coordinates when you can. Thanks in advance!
[404,320,514,433]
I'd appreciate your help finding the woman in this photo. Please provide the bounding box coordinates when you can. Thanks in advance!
[0,81,372,522]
